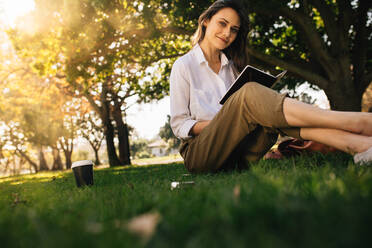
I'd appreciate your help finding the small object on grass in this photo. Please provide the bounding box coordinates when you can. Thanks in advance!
[127,211,161,243]
[171,181,195,190]
[354,146,372,165]
[11,193,27,207]
[127,182,134,190]
[71,160,94,187]
[171,181,179,189]
[233,185,241,202]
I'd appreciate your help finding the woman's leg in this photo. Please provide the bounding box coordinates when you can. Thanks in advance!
[182,83,291,173]
[300,128,372,154]
[283,98,372,136]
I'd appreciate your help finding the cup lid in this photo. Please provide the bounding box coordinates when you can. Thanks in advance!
[71,160,93,169]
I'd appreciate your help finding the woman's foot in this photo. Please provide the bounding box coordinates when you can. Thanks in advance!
[354,146,372,165]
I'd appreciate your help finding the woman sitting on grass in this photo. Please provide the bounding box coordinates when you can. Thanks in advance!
[170,0,372,173]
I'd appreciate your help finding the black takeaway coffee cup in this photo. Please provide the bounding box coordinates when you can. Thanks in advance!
[71,160,94,187]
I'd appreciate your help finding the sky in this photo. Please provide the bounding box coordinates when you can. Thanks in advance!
[0,0,330,140]
[126,96,170,139]
[0,0,35,26]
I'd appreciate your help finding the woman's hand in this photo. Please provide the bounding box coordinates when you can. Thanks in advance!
[189,121,211,136]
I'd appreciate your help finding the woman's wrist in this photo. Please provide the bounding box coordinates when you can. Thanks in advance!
[190,121,210,136]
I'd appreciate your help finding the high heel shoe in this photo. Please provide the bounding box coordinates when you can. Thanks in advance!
[353,146,372,165]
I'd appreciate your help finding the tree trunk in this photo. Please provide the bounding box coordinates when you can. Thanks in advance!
[17,149,38,173]
[325,78,362,111]
[104,120,121,167]
[4,159,10,174]
[59,138,73,169]
[52,147,63,171]
[101,91,121,167]
[12,159,16,175]
[63,150,71,169]
[83,81,121,167]
[38,147,49,171]
[93,148,101,165]
[112,106,131,165]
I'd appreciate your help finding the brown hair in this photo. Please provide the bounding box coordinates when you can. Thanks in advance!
[192,0,249,72]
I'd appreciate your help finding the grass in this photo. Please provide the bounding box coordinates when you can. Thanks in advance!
[1,152,372,248]
[131,154,182,165]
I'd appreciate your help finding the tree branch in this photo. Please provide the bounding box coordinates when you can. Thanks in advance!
[352,1,370,93]
[246,46,329,89]
[277,7,337,76]
[338,0,353,32]
[125,52,187,68]
[16,149,38,170]
[0,67,30,83]
[69,26,192,65]
[308,0,341,53]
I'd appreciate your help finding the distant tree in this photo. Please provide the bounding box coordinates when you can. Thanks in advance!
[1,123,39,172]
[159,115,180,151]
[78,111,105,165]
[0,55,81,171]
[130,139,151,159]
[7,0,188,167]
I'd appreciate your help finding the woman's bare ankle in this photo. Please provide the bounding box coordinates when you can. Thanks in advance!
[359,113,372,136]
[353,137,372,154]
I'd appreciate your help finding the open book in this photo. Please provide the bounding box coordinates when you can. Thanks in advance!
[219,65,287,104]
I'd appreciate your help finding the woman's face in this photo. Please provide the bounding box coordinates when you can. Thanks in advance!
[203,7,241,50]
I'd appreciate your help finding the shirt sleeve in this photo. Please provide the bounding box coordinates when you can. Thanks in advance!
[170,59,197,139]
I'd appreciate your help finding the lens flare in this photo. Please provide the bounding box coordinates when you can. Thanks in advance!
[0,0,35,27]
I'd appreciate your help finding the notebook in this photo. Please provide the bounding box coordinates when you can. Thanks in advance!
[219,65,287,104]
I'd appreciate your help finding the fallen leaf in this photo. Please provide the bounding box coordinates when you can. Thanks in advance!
[85,221,103,234]
[233,185,241,202]
[127,212,161,242]
[12,193,27,207]
[127,183,134,190]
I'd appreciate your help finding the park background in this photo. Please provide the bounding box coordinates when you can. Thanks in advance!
[0,0,371,176]
[1,1,372,247]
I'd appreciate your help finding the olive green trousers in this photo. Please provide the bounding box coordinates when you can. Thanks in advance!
[179,82,301,173]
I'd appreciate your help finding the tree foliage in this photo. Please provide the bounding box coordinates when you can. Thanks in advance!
[159,115,180,150]
[7,0,194,166]
[243,0,371,110]
[161,0,371,110]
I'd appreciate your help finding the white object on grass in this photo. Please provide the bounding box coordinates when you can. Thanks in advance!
[354,147,372,165]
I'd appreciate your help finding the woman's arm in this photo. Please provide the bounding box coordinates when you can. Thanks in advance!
[170,60,197,139]
[189,121,211,136]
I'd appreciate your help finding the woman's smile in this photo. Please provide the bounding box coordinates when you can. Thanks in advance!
[217,36,228,44]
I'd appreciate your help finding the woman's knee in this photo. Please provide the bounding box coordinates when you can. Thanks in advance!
[237,82,275,104]
[240,82,262,96]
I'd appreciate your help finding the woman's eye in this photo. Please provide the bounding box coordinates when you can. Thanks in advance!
[219,21,226,26]
[231,28,239,34]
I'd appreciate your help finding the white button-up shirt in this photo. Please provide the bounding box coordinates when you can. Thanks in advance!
[170,44,237,139]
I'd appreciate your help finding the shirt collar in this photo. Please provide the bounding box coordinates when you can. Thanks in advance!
[220,52,229,67]
[193,43,230,67]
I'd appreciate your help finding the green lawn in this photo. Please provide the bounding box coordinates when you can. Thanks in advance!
[1,153,372,248]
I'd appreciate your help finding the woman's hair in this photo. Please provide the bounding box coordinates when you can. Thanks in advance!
[192,0,249,72]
